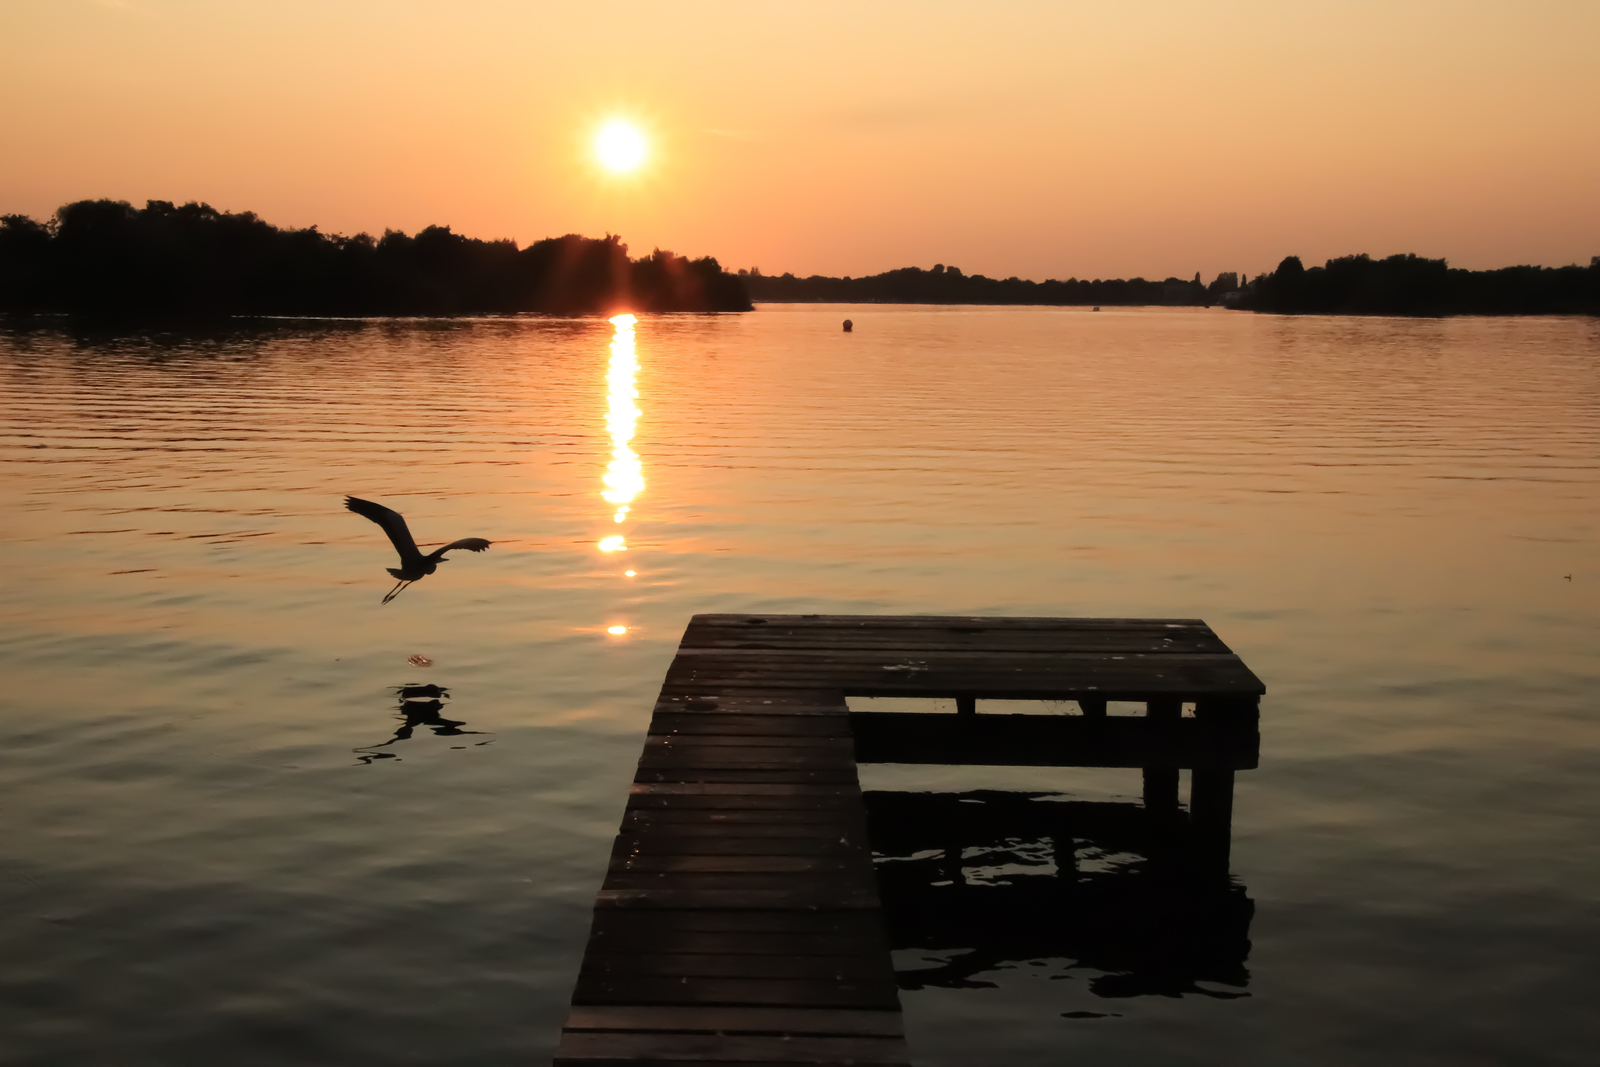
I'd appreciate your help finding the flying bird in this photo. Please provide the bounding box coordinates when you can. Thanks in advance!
[345,496,491,603]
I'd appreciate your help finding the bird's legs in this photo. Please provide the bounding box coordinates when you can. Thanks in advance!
[381,578,413,605]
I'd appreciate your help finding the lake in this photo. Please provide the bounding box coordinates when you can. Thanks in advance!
[2,305,1597,1066]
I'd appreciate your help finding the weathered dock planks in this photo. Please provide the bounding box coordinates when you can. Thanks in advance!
[554,614,1264,1066]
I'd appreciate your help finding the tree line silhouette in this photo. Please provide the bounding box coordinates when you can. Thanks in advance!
[7,201,1592,319]
[1238,253,1599,315]
[0,199,751,318]
[744,256,1599,316]
[741,264,1218,306]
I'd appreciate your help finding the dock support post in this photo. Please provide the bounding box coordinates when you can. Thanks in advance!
[1189,767,1235,876]
[1187,697,1255,878]
[1142,699,1181,813]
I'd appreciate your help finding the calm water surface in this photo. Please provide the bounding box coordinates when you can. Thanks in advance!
[2,306,1597,1065]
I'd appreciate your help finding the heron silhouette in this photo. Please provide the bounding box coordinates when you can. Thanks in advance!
[345,496,491,603]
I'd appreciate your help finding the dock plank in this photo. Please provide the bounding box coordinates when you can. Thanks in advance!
[622,821,860,838]
[581,953,891,982]
[584,931,879,959]
[562,1005,905,1037]
[645,736,856,751]
[571,974,900,1010]
[686,613,1210,630]
[633,770,862,786]
[593,888,882,911]
[641,742,857,763]
[587,910,890,938]
[681,626,1231,655]
[608,855,866,876]
[612,836,863,858]
[649,715,854,737]
[554,1029,910,1065]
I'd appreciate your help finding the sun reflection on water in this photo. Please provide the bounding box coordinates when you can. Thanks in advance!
[599,314,642,634]
[601,313,643,552]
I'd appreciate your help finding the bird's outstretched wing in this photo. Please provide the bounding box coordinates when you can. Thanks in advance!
[430,537,492,560]
[345,496,425,569]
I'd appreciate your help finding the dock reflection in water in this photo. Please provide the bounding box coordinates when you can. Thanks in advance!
[865,790,1253,1001]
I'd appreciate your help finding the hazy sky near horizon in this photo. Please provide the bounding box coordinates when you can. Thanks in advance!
[3,0,1597,282]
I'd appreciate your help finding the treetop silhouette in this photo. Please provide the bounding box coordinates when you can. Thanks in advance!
[0,199,751,318]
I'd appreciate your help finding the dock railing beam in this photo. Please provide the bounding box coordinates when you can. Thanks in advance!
[848,693,1260,881]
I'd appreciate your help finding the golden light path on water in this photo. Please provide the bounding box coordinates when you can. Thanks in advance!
[600,313,641,634]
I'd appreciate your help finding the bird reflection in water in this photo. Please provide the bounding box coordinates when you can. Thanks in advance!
[866,790,1253,1002]
[354,684,490,763]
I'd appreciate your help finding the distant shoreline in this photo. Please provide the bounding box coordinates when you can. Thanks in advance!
[4,199,1595,319]
[743,255,1599,316]
[743,266,1217,308]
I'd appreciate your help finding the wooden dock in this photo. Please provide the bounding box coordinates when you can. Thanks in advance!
[554,614,1265,1066]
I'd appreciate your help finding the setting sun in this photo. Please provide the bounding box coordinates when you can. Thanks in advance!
[594,120,647,174]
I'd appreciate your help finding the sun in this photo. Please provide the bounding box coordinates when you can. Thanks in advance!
[594,119,647,174]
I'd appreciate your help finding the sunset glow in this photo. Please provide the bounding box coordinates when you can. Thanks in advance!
[3,5,1595,278]
[594,120,646,174]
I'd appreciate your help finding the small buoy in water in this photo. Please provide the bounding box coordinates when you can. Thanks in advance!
[407,653,432,667]
[842,319,853,332]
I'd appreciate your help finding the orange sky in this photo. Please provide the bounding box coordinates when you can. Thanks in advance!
[2,0,1597,282]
